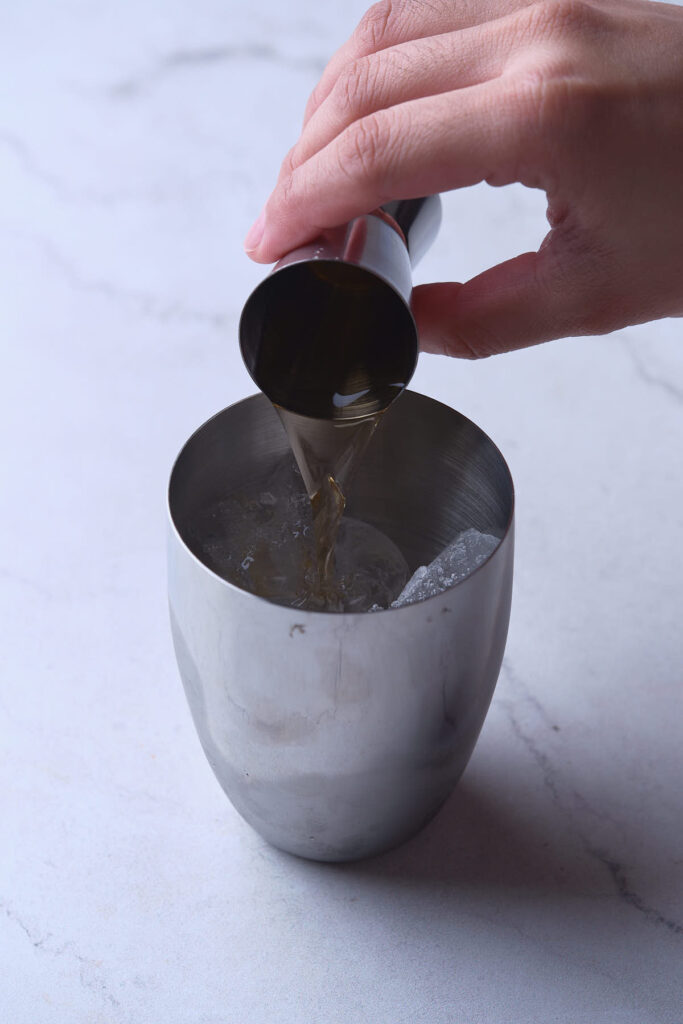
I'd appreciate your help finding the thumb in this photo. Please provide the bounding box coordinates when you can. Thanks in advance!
[412,242,605,359]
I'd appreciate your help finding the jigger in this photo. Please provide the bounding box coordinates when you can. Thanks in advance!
[239,196,442,421]
[168,391,514,862]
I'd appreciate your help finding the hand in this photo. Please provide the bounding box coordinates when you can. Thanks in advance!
[244,0,683,358]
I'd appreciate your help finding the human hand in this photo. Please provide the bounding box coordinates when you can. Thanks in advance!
[244,0,683,357]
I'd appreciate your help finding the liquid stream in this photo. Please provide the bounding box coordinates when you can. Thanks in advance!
[190,455,411,613]
[276,406,384,609]
[189,395,499,611]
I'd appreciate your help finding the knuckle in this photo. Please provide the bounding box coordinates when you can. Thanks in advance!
[517,68,569,131]
[355,0,400,54]
[525,0,603,39]
[278,170,297,208]
[503,57,589,152]
[305,80,325,116]
[279,145,299,180]
[492,68,551,155]
[333,57,374,118]
[339,111,390,185]
[346,114,383,178]
[513,63,606,145]
[444,324,499,361]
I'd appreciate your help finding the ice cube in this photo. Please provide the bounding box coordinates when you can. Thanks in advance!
[333,517,409,612]
[391,528,500,608]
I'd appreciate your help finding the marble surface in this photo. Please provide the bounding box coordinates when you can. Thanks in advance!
[2,2,682,1021]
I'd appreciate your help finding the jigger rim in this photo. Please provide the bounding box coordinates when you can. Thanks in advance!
[167,389,515,617]
[238,255,419,421]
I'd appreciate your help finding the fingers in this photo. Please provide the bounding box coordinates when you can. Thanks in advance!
[247,80,539,264]
[412,232,607,358]
[303,0,534,127]
[287,21,515,176]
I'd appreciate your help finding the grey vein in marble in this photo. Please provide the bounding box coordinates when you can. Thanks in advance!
[625,337,683,405]
[589,852,683,937]
[0,131,88,205]
[110,43,326,99]
[6,227,231,330]
[499,660,683,939]
[0,128,245,209]
[0,130,155,209]
[1,901,120,1009]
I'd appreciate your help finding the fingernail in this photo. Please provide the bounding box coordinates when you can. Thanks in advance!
[244,209,266,253]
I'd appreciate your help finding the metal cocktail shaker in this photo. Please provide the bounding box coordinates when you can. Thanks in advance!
[239,197,442,421]
[168,392,514,862]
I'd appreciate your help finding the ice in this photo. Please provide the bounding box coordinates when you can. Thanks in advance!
[390,528,500,608]
[187,455,410,613]
[333,517,409,612]
[187,454,500,614]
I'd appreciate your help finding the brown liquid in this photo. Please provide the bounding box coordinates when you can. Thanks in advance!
[244,259,413,421]
[276,406,382,607]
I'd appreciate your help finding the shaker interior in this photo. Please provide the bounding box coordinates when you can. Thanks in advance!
[169,391,513,574]
[346,390,513,567]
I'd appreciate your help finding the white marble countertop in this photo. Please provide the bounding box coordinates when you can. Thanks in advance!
[2,2,682,1021]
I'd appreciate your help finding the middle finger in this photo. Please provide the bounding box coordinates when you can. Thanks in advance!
[286,19,522,176]
[302,0,537,126]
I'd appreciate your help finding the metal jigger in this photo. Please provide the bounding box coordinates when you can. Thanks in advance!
[238,196,442,422]
[238,197,442,500]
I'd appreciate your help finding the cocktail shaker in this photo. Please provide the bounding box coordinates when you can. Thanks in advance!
[168,391,514,862]
[239,197,442,421]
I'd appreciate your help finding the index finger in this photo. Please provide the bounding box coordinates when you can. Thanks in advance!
[251,79,542,264]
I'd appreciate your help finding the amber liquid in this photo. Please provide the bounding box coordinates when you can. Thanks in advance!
[276,406,383,607]
[250,260,413,608]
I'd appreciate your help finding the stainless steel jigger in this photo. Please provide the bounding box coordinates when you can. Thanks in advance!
[239,196,442,421]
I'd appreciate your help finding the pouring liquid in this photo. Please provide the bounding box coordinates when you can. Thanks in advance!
[240,259,417,609]
[276,406,383,608]
[189,396,411,612]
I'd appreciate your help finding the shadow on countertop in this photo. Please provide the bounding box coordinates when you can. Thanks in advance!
[276,770,683,940]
